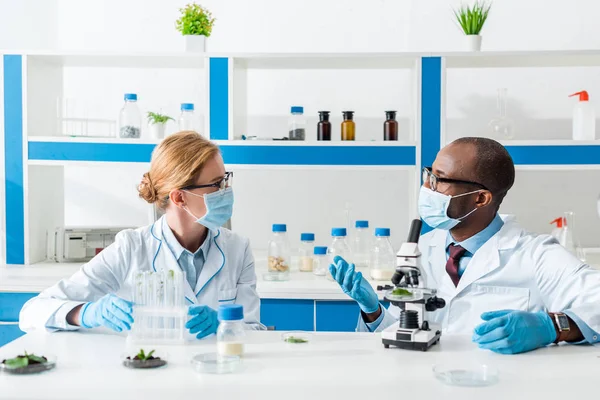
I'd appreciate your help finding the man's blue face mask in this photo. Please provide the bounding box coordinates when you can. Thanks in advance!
[418,186,482,230]
[183,187,234,231]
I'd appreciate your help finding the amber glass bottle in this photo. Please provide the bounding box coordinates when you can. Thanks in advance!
[317,111,331,141]
[384,111,398,141]
[341,111,355,141]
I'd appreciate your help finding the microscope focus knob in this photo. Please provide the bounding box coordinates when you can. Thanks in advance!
[425,296,446,312]
[435,297,446,310]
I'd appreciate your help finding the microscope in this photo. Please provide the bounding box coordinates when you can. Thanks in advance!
[379,219,446,351]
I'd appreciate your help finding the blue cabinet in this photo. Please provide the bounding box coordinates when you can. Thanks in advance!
[315,301,391,332]
[0,324,25,347]
[260,299,314,331]
[0,292,38,347]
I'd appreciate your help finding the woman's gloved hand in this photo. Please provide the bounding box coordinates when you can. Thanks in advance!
[186,305,219,339]
[472,310,557,354]
[329,256,380,314]
[80,294,134,332]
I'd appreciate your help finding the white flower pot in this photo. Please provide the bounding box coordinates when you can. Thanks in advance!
[464,34,482,51]
[149,123,167,140]
[184,35,206,52]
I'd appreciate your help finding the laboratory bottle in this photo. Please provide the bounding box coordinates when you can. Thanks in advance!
[488,88,515,139]
[317,111,332,141]
[118,93,141,139]
[217,304,245,357]
[550,217,566,244]
[383,111,398,141]
[266,224,290,281]
[298,233,315,272]
[179,103,196,132]
[341,111,355,141]
[327,228,352,281]
[353,220,370,269]
[289,106,306,140]
[570,91,596,141]
[370,228,396,281]
[313,246,329,276]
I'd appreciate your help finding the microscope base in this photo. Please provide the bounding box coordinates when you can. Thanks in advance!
[382,328,442,352]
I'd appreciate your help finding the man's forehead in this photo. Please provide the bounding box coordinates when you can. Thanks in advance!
[433,143,477,179]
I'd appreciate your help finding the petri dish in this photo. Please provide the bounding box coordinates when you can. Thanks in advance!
[121,350,168,369]
[384,288,424,303]
[191,353,241,374]
[281,331,312,344]
[0,354,57,375]
[433,363,499,387]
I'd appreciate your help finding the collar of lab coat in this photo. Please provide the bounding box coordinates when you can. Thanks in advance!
[151,216,226,305]
[427,214,522,294]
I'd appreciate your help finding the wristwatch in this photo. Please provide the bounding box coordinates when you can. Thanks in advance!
[550,312,571,343]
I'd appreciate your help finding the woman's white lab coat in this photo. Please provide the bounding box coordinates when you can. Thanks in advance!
[358,215,600,336]
[20,216,263,332]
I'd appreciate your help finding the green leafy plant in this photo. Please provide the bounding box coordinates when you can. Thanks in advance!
[134,349,156,361]
[147,112,174,125]
[453,1,492,35]
[392,288,412,296]
[2,351,47,369]
[176,3,216,37]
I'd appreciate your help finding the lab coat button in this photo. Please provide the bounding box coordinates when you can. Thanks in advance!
[593,335,598,341]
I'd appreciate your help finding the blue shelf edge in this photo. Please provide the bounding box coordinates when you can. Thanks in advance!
[28,141,417,166]
[505,145,600,165]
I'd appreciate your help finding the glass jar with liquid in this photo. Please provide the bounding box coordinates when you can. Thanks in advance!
[341,111,355,141]
[317,111,331,141]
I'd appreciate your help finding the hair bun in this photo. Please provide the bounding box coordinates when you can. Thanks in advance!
[138,172,159,203]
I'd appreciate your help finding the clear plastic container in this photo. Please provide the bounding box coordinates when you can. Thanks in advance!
[265,224,291,281]
[129,268,187,344]
[298,233,315,272]
[118,93,141,139]
[217,305,245,357]
[370,228,396,281]
[179,103,196,132]
[353,220,370,269]
[433,363,499,387]
[191,353,241,374]
[288,106,306,140]
[327,228,352,281]
[313,246,329,276]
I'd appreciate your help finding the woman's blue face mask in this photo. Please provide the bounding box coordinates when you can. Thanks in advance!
[418,186,482,230]
[183,187,234,231]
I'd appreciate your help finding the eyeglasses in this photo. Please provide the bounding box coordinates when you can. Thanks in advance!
[422,167,488,192]
[181,171,233,192]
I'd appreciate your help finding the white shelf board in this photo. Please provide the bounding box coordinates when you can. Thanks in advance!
[22,51,205,69]
[439,49,600,68]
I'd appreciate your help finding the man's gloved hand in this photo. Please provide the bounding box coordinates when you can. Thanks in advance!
[329,256,380,314]
[80,294,134,332]
[186,305,219,339]
[472,310,557,354]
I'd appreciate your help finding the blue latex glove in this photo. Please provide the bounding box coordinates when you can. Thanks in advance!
[329,256,380,314]
[472,310,557,354]
[186,305,219,339]
[80,294,134,332]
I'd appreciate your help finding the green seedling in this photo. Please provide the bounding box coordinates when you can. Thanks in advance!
[285,336,308,344]
[129,349,157,362]
[147,112,174,125]
[2,351,47,369]
[453,1,492,35]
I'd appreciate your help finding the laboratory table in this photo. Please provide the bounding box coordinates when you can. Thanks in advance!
[0,330,598,400]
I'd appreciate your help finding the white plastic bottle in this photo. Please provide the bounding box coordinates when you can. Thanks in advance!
[217,304,245,357]
[570,91,596,141]
[327,228,352,281]
[288,106,306,140]
[353,220,370,269]
[370,228,396,281]
[118,93,141,139]
[179,103,196,132]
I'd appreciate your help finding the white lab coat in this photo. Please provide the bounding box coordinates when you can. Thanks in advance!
[358,215,600,336]
[20,216,264,332]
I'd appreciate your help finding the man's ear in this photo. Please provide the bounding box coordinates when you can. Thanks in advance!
[477,190,494,208]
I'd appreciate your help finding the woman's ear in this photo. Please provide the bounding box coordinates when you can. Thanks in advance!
[169,189,186,208]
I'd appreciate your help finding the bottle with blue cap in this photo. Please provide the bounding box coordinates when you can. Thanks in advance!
[353,220,371,269]
[178,103,197,132]
[313,246,329,277]
[370,228,395,281]
[118,93,141,139]
[328,228,352,280]
[298,233,315,272]
[288,106,306,140]
[265,224,290,281]
[217,304,245,357]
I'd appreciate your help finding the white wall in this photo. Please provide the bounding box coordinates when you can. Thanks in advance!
[3,0,600,260]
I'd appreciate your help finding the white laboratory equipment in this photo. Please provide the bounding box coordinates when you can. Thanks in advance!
[353,220,370,269]
[563,211,586,261]
[298,233,315,272]
[47,227,129,262]
[178,103,196,132]
[313,246,329,276]
[327,228,352,281]
[217,305,245,357]
[550,217,566,245]
[118,93,142,139]
[265,224,291,281]
[488,88,515,139]
[288,106,306,140]
[129,268,187,345]
[370,228,396,281]
[570,91,596,141]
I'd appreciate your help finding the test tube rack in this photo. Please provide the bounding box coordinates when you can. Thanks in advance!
[128,269,187,345]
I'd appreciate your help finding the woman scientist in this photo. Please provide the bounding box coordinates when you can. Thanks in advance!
[20,131,264,338]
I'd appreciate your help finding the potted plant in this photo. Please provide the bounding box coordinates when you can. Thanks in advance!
[453,1,492,51]
[176,3,216,52]
[147,112,174,139]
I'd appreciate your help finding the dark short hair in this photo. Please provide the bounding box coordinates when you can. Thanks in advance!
[452,137,515,206]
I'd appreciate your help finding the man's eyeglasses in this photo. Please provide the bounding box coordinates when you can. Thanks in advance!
[422,167,488,192]
[181,171,233,191]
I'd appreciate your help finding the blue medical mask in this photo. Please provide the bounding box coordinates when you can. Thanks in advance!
[183,187,234,231]
[418,186,482,230]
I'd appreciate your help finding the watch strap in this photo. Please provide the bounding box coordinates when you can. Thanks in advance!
[550,312,570,343]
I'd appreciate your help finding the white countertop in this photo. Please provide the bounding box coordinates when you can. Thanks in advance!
[0,330,598,400]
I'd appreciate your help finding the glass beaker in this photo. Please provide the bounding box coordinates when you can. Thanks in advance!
[488,88,515,139]
[563,211,586,261]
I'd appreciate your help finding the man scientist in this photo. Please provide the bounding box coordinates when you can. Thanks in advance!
[330,137,600,354]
